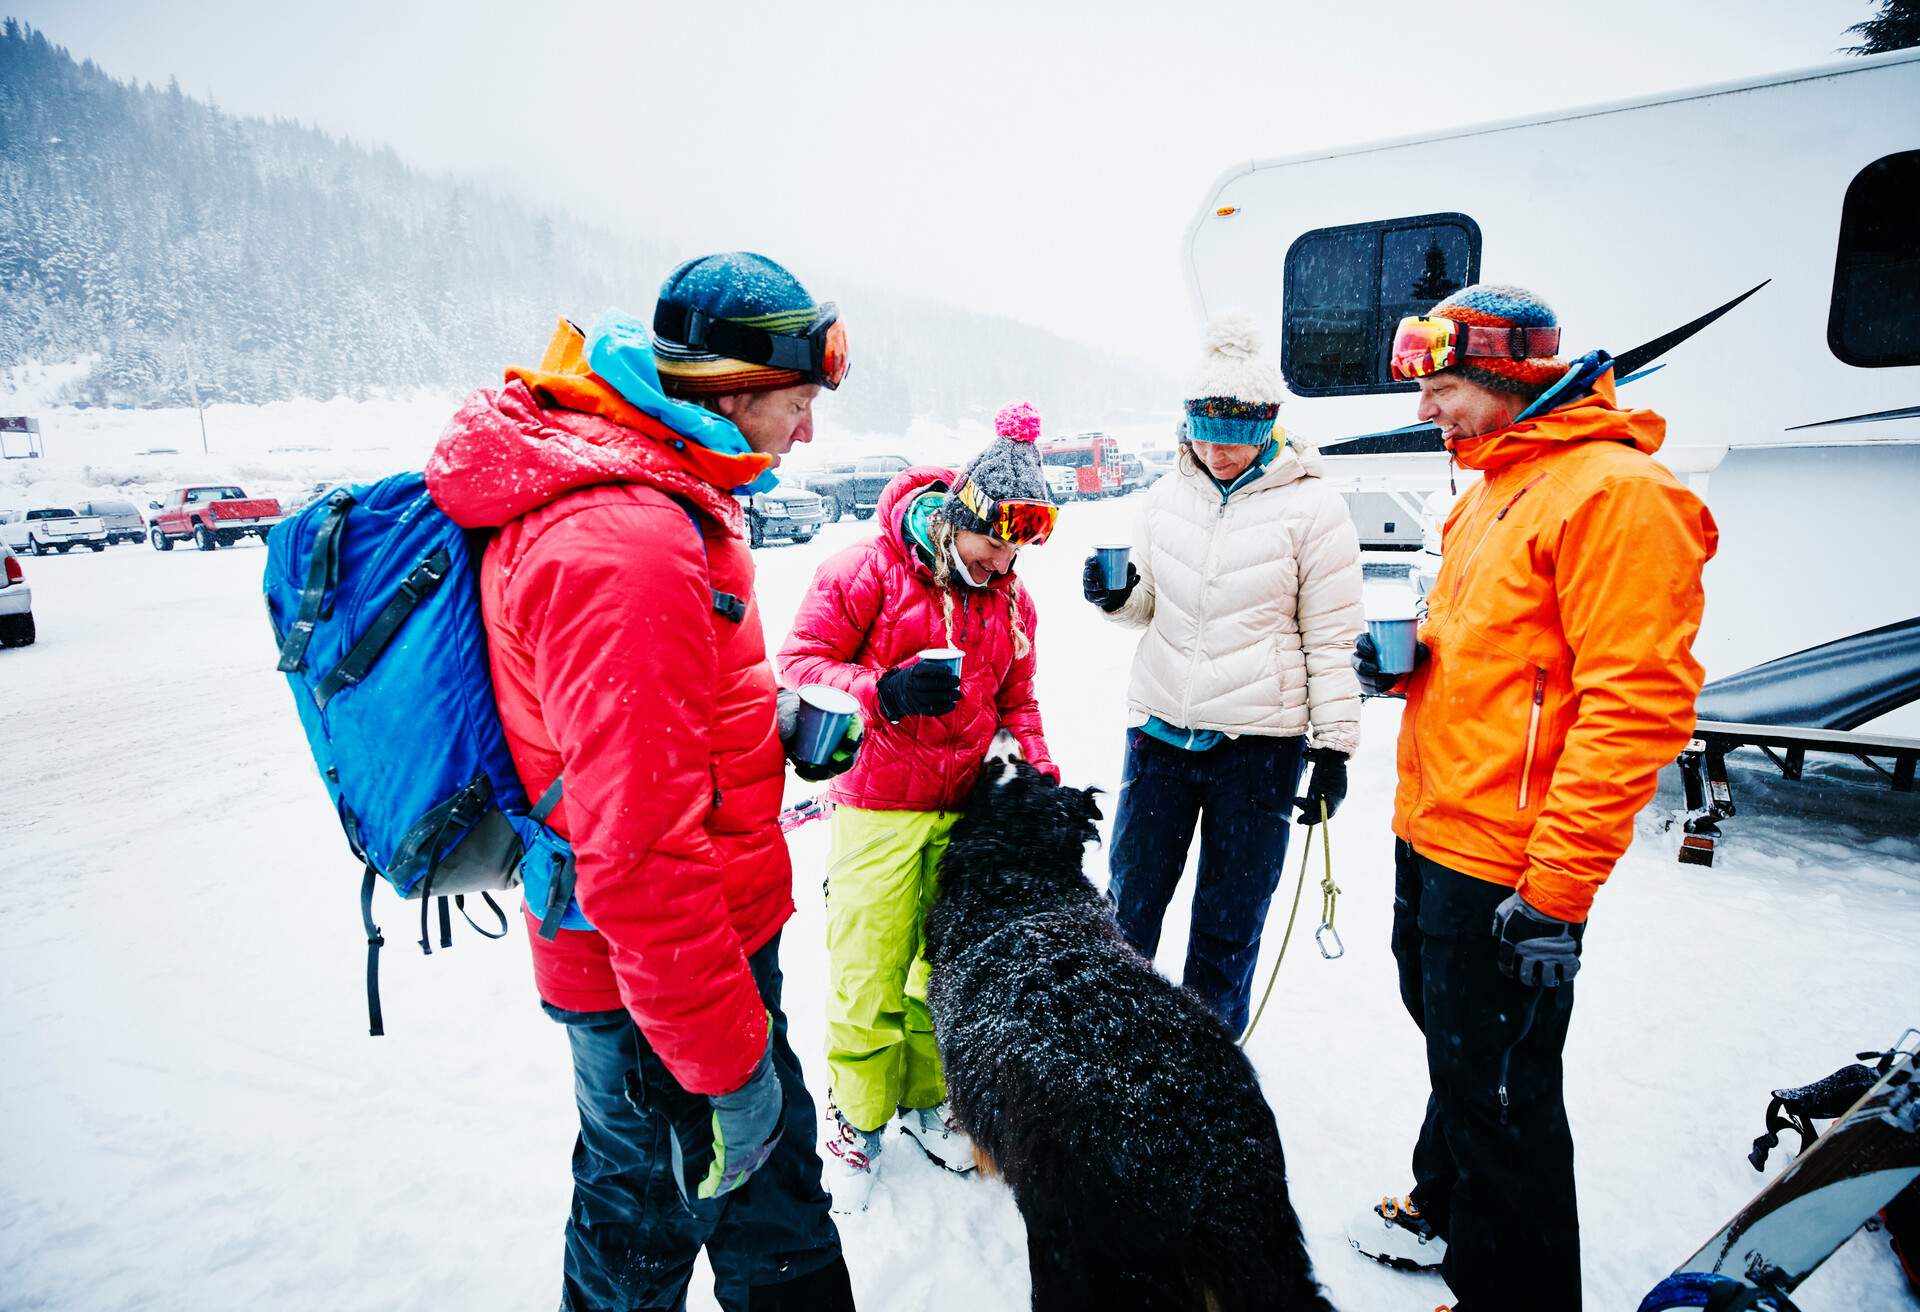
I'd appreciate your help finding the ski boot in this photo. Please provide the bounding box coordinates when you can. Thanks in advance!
[824,1111,883,1214]
[897,1100,977,1174]
[1348,1194,1446,1270]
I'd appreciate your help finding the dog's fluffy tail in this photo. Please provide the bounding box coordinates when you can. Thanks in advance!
[1188,1203,1338,1312]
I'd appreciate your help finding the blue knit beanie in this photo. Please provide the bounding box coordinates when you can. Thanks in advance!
[653,252,824,397]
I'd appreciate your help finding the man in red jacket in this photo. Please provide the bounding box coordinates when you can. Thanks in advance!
[426,252,859,1312]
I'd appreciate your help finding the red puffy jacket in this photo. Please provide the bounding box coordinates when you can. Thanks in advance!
[428,379,787,1096]
[777,467,1054,810]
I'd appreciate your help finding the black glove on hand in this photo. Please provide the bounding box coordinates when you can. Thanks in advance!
[1352,631,1429,696]
[1493,891,1583,987]
[877,659,962,720]
[1294,748,1348,825]
[1081,553,1139,613]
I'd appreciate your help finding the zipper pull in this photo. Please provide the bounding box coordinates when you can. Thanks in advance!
[1533,667,1548,704]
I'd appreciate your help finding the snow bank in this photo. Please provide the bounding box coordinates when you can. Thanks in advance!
[1,403,1914,1312]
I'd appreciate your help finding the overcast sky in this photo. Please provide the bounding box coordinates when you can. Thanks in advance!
[17,0,1875,369]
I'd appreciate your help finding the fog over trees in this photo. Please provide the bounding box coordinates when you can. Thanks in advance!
[0,20,1172,432]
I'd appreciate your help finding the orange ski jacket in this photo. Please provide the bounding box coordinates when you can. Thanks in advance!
[1393,371,1718,922]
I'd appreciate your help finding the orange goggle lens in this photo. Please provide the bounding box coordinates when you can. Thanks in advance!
[994,499,1058,547]
[1388,317,1460,381]
[819,318,849,389]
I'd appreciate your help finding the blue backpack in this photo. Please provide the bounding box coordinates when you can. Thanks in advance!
[265,473,739,1035]
[265,473,580,1035]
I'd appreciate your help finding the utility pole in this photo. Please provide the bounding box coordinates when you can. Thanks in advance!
[181,341,208,454]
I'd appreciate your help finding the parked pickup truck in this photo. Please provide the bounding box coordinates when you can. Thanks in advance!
[785,454,910,523]
[0,505,108,555]
[148,485,285,552]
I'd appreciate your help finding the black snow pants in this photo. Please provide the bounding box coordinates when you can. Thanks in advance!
[1392,840,1584,1312]
[544,933,852,1312]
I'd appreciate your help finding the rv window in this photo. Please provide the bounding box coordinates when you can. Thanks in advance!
[1829,151,1920,369]
[1282,213,1481,396]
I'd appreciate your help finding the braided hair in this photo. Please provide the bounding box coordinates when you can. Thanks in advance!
[928,509,1031,660]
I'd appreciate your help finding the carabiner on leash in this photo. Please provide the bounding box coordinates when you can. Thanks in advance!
[1238,799,1344,1046]
[1313,799,1343,959]
[1315,922,1344,960]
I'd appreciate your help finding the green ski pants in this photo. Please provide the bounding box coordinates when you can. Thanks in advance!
[823,805,958,1133]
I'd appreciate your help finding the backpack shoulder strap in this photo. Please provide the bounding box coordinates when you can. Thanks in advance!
[667,494,746,625]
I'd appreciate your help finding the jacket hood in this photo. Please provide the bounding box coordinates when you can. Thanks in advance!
[878,464,1021,592]
[1449,365,1666,473]
[425,380,745,534]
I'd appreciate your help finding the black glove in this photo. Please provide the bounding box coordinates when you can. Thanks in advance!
[1492,891,1583,987]
[776,688,864,783]
[877,659,961,720]
[1082,553,1139,613]
[1353,631,1429,696]
[1294,748,1348,825]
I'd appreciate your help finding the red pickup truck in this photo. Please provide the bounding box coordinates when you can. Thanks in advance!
[149,485,286,552]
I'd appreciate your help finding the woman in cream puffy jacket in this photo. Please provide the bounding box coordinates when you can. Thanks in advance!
[1081,315,1363,1034]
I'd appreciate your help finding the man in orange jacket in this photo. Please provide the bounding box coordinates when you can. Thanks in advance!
[1345,285,1718,1311]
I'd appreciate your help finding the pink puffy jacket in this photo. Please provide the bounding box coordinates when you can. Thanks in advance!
[777,467,1054,810]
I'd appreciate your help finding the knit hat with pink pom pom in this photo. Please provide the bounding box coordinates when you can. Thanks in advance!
[946,401,1054,539]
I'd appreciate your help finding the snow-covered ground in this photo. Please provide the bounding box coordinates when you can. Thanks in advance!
[2,406,1916,1311]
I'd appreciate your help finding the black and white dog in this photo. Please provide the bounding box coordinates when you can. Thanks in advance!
[925,758,1336,1312]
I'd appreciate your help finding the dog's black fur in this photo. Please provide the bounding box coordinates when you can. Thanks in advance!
[925,759,1335,1312]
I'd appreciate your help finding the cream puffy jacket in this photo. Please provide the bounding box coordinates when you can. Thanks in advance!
[1105,436,1365,754]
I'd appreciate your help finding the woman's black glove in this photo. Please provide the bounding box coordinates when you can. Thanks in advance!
[877,659,962,720]
[1294,747,1348,825]
[1082,553,1139,613]
[1353,631,1429,696]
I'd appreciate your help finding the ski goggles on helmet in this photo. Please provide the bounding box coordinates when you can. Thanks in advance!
[956,480,1058,547]
[652,302,850,390]
[1387,316,1563,382]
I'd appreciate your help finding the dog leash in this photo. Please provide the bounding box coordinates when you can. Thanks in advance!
[1238,799,1342,1048]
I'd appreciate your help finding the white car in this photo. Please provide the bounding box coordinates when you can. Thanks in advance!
[0,504,108,555]
[0,539,34,647]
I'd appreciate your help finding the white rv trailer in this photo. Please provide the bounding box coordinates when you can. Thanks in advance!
[1185,49,1920,742]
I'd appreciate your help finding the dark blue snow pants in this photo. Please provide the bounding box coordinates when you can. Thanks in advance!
[544,933,850,1312]
[1393,840,1583,1312]
[1106,729,1307,1035]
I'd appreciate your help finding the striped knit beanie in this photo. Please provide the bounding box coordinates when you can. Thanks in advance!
[1184,313,1283,446]
[652,252,823,397]
[1429,284,1566,402]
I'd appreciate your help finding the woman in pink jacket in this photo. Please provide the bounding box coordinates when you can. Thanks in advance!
[777,402,1059,1212]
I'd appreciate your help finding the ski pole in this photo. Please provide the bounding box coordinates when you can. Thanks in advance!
[778,797,833,833]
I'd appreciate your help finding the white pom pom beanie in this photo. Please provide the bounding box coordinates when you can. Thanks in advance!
[1184,312,1284,446]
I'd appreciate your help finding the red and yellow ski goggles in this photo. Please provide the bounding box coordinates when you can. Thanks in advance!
[956,480,1058,547]
[1388,316,1562,382]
